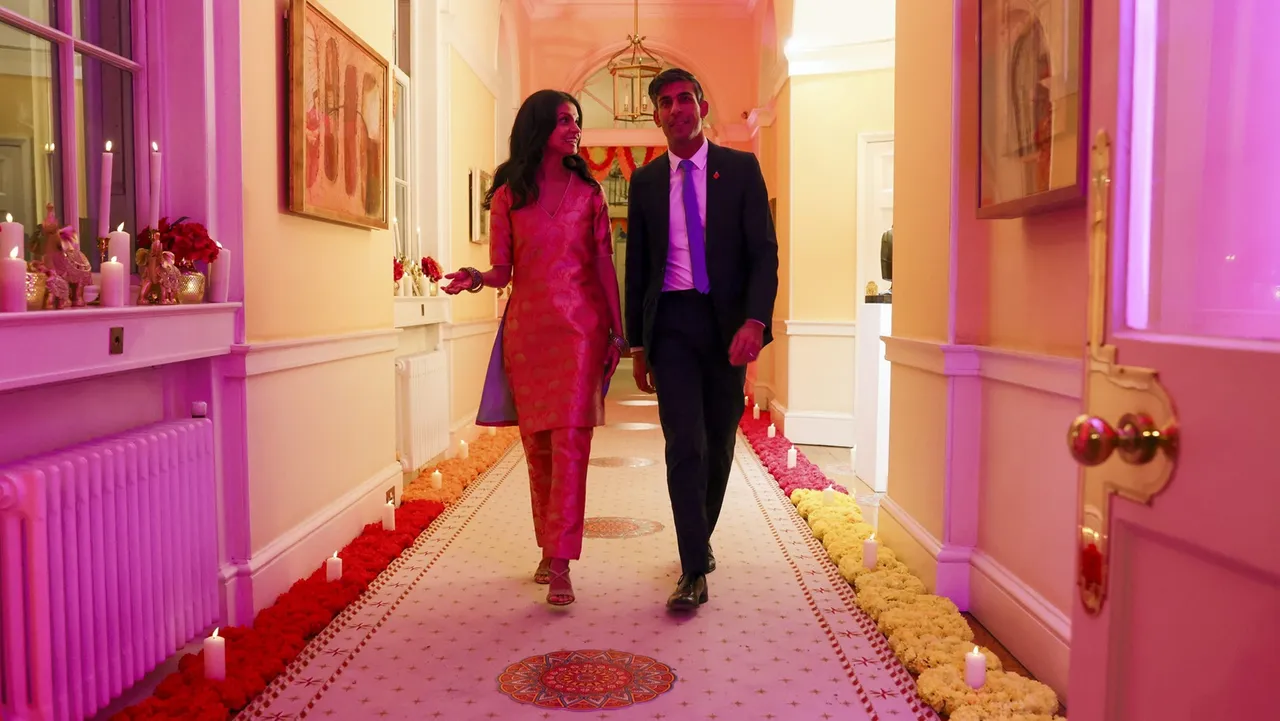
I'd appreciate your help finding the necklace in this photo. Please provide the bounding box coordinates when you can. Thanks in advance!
[538,176,572,218]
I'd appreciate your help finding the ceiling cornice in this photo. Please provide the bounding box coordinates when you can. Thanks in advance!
[526,1,752,21]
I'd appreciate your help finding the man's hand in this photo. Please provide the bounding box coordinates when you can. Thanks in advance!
[728,321,765,367]
[632,350,657,394]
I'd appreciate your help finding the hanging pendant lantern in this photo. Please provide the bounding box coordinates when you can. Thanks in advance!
[607,0,664,123]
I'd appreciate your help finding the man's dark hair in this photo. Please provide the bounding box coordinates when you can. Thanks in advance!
[647,67,705,106]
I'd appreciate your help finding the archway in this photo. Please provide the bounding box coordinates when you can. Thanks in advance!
[561,40,724,132]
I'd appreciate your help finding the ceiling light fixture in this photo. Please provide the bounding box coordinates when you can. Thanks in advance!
[606,0,665,123]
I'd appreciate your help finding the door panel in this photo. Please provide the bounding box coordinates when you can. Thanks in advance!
[1069,0,1280,718]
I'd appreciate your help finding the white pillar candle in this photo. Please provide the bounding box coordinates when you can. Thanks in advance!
[430,469,443,489]
[965,646,987,689]
[0,214,23,260]
[382,500,396,531]
[823,485,835,506]
[148,142,162,228]
[862,533,879,570]
[203,627,226,681]
[325,552,342,582]
[0,247,26,313]
[787,446,797,469]
[487,426,496,436]
[752,404,760,420]
[107,223,129,268]
[209,242,230,303]
[458,439,469,460]
[767,424,776,438]
[98,141,114,239]
[100,256,125,307]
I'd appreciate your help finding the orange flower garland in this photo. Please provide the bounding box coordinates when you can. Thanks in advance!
[403,428,520,504]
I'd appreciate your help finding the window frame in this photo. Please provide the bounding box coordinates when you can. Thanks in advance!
[0,1,154,255]
[391,0,417,266]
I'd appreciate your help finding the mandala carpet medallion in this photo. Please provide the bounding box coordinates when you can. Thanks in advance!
[582,516,664,539]
[497,649,677,710]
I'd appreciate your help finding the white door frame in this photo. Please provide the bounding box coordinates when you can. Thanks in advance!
[855,131,894,304]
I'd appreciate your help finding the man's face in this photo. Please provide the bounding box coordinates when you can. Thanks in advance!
[652,80,708,143]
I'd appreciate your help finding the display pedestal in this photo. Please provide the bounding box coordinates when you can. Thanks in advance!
[853,300,891,492]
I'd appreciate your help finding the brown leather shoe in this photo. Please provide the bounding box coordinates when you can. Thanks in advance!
[666,574,708,611]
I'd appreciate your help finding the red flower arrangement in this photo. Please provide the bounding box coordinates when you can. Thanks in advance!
[140,216,220,273]
[739,400,848,498]
[421,256,443,282]
[112,431,520,721]
[393,256,405,282]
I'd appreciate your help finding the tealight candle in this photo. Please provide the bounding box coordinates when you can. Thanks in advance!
[382,500,396,531]
[863,533,879,570]
[458,439,469,460]
[823,485,835,506]
[965,646,986,689]
[203,627,226,681]
[767,423,776,438]
[326,551,342,582]
[100,256,125,307]
[430,469,443,489]
[787,446,797,469]
[752,404,760,420]
[0,214,22,261]
[0,247,26,313]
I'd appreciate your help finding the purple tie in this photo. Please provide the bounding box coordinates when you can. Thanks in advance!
[679,159,711,294]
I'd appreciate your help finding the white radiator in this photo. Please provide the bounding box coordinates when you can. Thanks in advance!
[396,350,450,472]
[0,418,220,721]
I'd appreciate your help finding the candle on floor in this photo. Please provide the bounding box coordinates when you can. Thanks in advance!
[148,142,162,228]
[823,485,835,505]
[203,627,226,681]
[752,404,760,420]
[487,426,496,436]
[0,213,22,260]
[458,439,469,460]
[787,446,797,469]
[1,247,26,313]
[431,469,443,490]
[862,533,879,570]
[98,141,114,239]
[326,552,342,582]
[208,241,230,303]
[965,646,987,689]
[100,256,125,307]
[382,500,396,531]
[767,423,776,438]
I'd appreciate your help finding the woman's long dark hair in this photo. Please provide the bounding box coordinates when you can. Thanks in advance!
[484,89,598,211]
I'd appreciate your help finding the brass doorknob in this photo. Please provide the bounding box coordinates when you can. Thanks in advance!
[1067,412,1178,466]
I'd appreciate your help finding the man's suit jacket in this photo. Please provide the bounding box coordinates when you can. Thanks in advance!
[624,142,779,355]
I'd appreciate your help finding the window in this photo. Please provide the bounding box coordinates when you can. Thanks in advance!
[0,0,146,271]
[391,0,414,262]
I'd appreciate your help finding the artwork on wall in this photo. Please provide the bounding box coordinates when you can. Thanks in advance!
[977,0,1090,219]
[288,0,390,229]
[469,169,493,244]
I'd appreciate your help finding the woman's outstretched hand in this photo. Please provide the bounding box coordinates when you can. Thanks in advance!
[442,270,474,295]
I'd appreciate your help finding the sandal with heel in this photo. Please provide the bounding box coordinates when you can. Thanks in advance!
[546,567,575,606]
[534,558,552,585]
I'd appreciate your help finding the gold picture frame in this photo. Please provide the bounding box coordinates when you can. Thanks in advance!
[287,0,390,229]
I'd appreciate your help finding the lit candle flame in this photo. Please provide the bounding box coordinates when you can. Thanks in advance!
[332,551,338,559]
[151,142,159,152]
[8,247,17,259]
[972,646,980,654]
[5,213,11,223]
[105,140,113,152]
[110,256,118,263]
[116,222,124,232]
[212,627,220,639]
[868,533,876,542]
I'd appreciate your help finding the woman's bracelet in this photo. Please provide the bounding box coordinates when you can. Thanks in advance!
[463,267,484,293]
[608,332,629,354]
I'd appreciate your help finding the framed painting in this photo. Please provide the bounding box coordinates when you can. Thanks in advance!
[976,0,1090,219]
[288,0,390,229]
[469,168,493,243]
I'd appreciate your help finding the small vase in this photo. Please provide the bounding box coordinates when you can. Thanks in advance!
[428,280,439,297]
[177,271,207,304]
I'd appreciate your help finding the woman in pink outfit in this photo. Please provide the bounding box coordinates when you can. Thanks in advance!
[444,90,626,606]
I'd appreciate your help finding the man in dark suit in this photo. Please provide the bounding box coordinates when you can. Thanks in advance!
[625,68,779,611]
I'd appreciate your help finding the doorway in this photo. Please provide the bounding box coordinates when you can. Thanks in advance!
[853,133,894,495]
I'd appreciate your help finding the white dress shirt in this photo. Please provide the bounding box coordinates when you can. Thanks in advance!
[662,138,709,292]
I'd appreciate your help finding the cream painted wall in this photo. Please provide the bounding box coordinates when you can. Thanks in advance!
[789,68,893,321]
[768,82,792,411]
[445,49,498,429]
[239,0,398,555]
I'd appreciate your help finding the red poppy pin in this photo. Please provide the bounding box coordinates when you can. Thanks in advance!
[713,171,720,180]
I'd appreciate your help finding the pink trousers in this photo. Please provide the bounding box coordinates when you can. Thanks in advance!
[521,427,593,560]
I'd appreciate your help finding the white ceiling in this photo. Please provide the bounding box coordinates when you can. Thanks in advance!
[522,0,759,20]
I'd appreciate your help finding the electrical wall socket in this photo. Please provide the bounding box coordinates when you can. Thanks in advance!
[385,487,396,504]
[109,327,124,355]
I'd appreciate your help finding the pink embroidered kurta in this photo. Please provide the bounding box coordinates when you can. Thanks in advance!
[490,176,613,434]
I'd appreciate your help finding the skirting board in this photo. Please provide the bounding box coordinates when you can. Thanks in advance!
[878,495,971,609]
[781,410,856,448]
[221,461,402,623]
[970,551,1071,698]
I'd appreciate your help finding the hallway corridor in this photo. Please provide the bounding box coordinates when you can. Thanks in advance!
[239,385,937,720]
